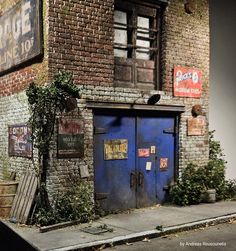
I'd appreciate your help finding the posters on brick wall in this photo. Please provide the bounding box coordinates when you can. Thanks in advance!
[174,66,202,98]
[8,125,32,158]
[57,118,84,158]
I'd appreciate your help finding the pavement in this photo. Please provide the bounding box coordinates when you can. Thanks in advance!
[1,201,236,251]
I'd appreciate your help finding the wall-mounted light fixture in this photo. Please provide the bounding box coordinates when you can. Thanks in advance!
[147,94,161,105]
[185,0,195,14]
[191,104,202,117]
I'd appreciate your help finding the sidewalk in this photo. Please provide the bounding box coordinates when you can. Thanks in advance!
[1,201,236,251]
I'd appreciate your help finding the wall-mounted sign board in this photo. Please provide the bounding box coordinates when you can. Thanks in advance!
[58,118,84,158]
[0,0,42,74]
[174,66,202,98]
[104,139,128,160]
[8,124,32,158]
[187,116,205,136]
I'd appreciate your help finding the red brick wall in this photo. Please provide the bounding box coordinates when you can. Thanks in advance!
[0,0,48,97]
[48,0,114,86]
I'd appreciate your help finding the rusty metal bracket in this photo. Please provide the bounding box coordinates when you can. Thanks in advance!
[94,127,107,134]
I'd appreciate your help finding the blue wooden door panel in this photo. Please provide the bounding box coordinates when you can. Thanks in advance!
[136,117,158,207]
[94,112,136,212]
[156,117,175,203]
[94,110,176,212]
[137,116,175,205]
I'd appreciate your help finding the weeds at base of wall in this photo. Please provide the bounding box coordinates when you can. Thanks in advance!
[32,178,94,227]
[170,131,236,206]
[0,155,11,180]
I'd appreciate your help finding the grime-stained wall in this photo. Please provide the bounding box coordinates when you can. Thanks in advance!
[0,0,210,200]
[0,0,48,179]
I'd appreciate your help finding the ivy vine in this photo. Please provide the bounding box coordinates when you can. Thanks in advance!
[26,71,80,208]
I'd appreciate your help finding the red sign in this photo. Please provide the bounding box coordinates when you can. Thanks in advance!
[138,148,150,157]
[174,66,202,98]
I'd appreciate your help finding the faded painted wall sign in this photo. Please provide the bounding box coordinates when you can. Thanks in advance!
[160,158,168,170]
[58,118,84,158]
[104,139,128,160]
[187,116,205,136]
[138,148,150,157]
[8,124,32,158]
[0,0,42,74]
[174,66,202,98]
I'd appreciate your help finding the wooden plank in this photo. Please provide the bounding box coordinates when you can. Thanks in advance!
[15,172,31,221]
[10,172,28,217]
[18,172,33,223]
[22,175,38,224]
[10,172,38,224]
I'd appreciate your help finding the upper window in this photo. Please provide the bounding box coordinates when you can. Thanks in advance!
[114,0,160,90]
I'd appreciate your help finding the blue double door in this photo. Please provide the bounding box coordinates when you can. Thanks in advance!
[94,110,177,212]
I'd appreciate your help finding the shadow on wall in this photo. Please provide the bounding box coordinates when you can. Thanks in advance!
[209,0,236,179]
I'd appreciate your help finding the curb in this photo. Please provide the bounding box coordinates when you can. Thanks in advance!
[48,213,236,251]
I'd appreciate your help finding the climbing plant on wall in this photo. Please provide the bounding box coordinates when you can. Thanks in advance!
[26,71,80,209]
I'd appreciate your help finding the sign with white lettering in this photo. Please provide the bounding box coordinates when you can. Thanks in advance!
[58,118,84,158]
[174,66,202,98]
[0,0,42,74]
[104,139,128,160]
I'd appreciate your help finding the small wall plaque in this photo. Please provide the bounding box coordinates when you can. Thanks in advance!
[187,116,205,136]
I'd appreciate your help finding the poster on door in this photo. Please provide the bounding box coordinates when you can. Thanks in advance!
[104,139,128,160]
[8,124,32,158]
[174,66,202,98]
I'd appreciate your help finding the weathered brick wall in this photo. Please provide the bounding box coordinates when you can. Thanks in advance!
[0,0,210,197]
[46,0,209,187]
[162,0,210,173]
[0,0,48,179]
[48,0,114,85]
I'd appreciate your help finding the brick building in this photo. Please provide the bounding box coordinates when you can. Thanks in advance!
[0,0,209,212]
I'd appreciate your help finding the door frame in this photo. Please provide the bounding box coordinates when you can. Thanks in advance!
[91,104,184,210]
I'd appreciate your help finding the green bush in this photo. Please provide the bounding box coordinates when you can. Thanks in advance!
[224,179,236,199]
[171,131,236,206]
[34,180,94,226]
[171,163,203,206]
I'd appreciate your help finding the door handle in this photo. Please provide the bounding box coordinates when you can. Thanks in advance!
[138,172,144,187]
[130,172,136,188]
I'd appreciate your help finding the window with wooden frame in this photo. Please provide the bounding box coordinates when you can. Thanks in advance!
[114,0,160,90]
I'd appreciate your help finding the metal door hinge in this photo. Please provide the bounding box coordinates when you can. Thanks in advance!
[163,128,176,135]
[94,127,107,134]
[95,192,109,200]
